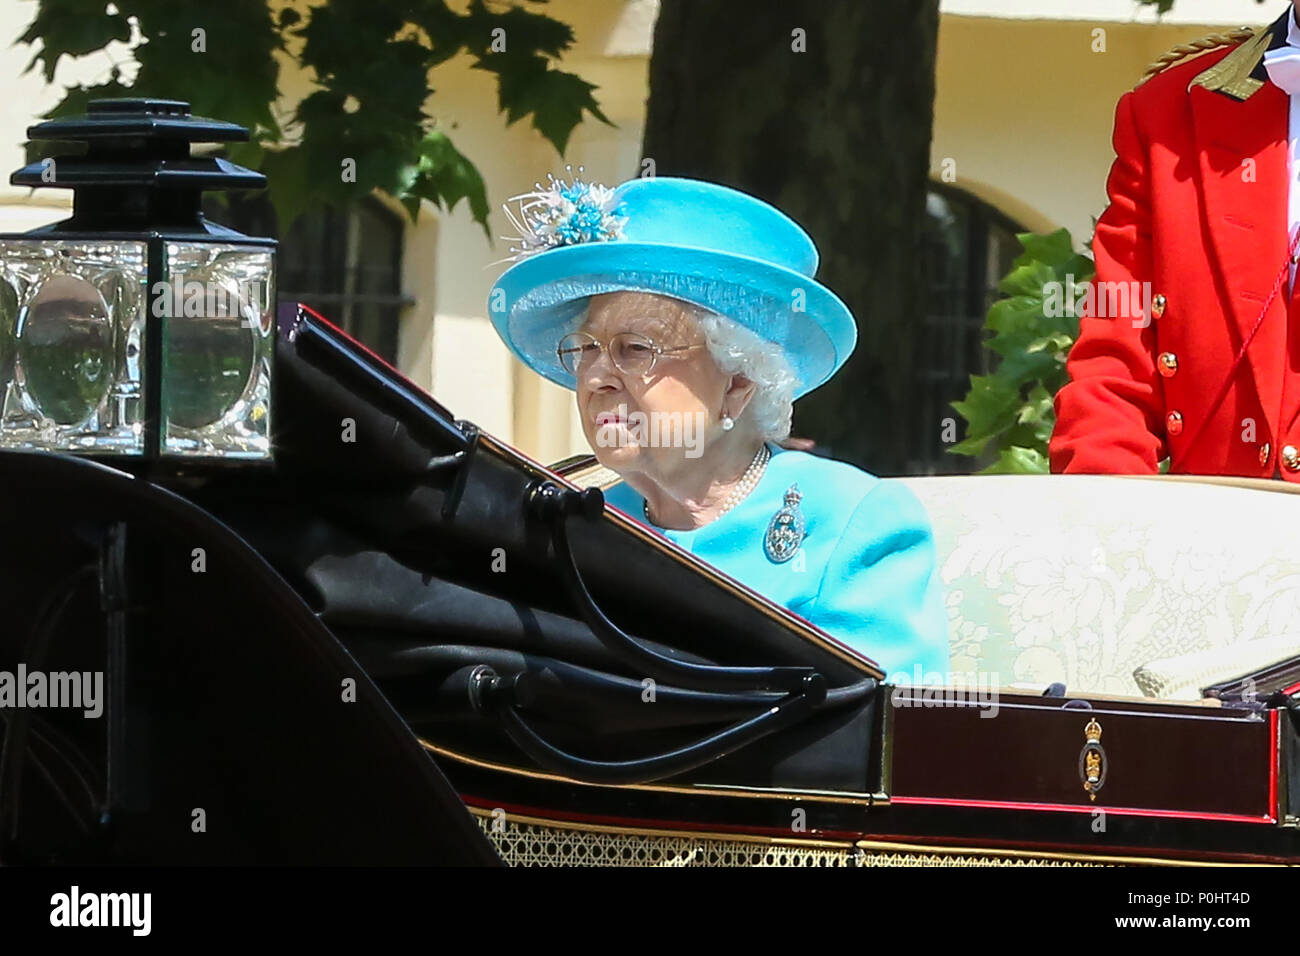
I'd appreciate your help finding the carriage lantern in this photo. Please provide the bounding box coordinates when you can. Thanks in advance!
[0,98,275,460]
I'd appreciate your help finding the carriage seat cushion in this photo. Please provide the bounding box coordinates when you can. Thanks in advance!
[892,474,1300,698]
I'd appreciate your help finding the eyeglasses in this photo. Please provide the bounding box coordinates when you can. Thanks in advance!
[556,331,706,377]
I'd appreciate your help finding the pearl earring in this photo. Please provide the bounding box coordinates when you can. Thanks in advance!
[721,415,734,431]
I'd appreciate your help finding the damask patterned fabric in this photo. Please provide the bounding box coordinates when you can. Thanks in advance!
[892,475,1300,699]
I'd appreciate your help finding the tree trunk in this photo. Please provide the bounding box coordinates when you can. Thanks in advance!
[642,0,940,475]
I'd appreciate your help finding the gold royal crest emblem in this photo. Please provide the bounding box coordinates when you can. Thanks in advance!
[1078,717,1107,801]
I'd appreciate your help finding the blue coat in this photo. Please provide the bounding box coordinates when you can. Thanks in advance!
[601,443,951,682]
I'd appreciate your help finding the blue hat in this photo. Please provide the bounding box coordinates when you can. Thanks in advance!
[486,173,857,399]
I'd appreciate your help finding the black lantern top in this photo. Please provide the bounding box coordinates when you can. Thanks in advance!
[11,98,266,234]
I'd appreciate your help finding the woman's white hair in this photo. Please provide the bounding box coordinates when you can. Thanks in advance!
[688,305,797,443]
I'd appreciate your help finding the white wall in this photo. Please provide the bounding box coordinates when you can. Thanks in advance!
[930,9,1275,248]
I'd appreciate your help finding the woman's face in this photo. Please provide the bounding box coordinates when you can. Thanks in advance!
[575,291,731,478]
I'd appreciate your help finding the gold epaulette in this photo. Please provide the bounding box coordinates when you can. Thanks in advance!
[1135,27,1256,88]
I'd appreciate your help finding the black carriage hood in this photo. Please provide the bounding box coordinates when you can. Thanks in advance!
[197,304,886,795]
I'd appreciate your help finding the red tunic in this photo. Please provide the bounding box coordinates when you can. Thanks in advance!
[1050,18,1300,479]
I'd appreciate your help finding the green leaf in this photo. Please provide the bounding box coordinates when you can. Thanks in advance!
[991,348,1061,385]
[461,0,575,59]
[979,446,1050,475]
[950,373,1021,445]
[261,146,322,233]
[948,435,992,456]
[1015,228,1075,267]
[1015,386,1053,425]
[290,87,423,200]
[997,259,1057,299]
[126,0,284,146]
[260,148,307,232]
[19,0,130,83]
[950,227,1095,468]
[480,54,613,155]
[399,129,490,231]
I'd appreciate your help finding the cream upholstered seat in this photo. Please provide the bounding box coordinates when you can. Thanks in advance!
[556,454,1300,700]
[890,474,1300,699]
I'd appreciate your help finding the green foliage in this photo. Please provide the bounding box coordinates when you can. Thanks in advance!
[18,0,610,233]
[948,228,1092,474]
[18,0,130,79]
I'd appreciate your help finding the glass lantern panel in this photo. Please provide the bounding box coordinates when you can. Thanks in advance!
[0,239,147,454]
[161,242,274,459]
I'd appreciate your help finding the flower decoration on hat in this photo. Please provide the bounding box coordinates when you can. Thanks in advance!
[500,165,627,262]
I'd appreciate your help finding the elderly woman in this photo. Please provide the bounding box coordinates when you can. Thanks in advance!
[487,172,949,682]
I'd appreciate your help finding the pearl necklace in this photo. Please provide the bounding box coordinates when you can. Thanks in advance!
[643,443,771,527]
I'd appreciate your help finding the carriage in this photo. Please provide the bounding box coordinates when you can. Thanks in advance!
[1,100,1296,867]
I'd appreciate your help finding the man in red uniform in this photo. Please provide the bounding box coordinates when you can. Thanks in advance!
[1051,4,1300,479]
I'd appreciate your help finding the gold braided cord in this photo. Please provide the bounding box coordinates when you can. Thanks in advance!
[1136,27,1257,87]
